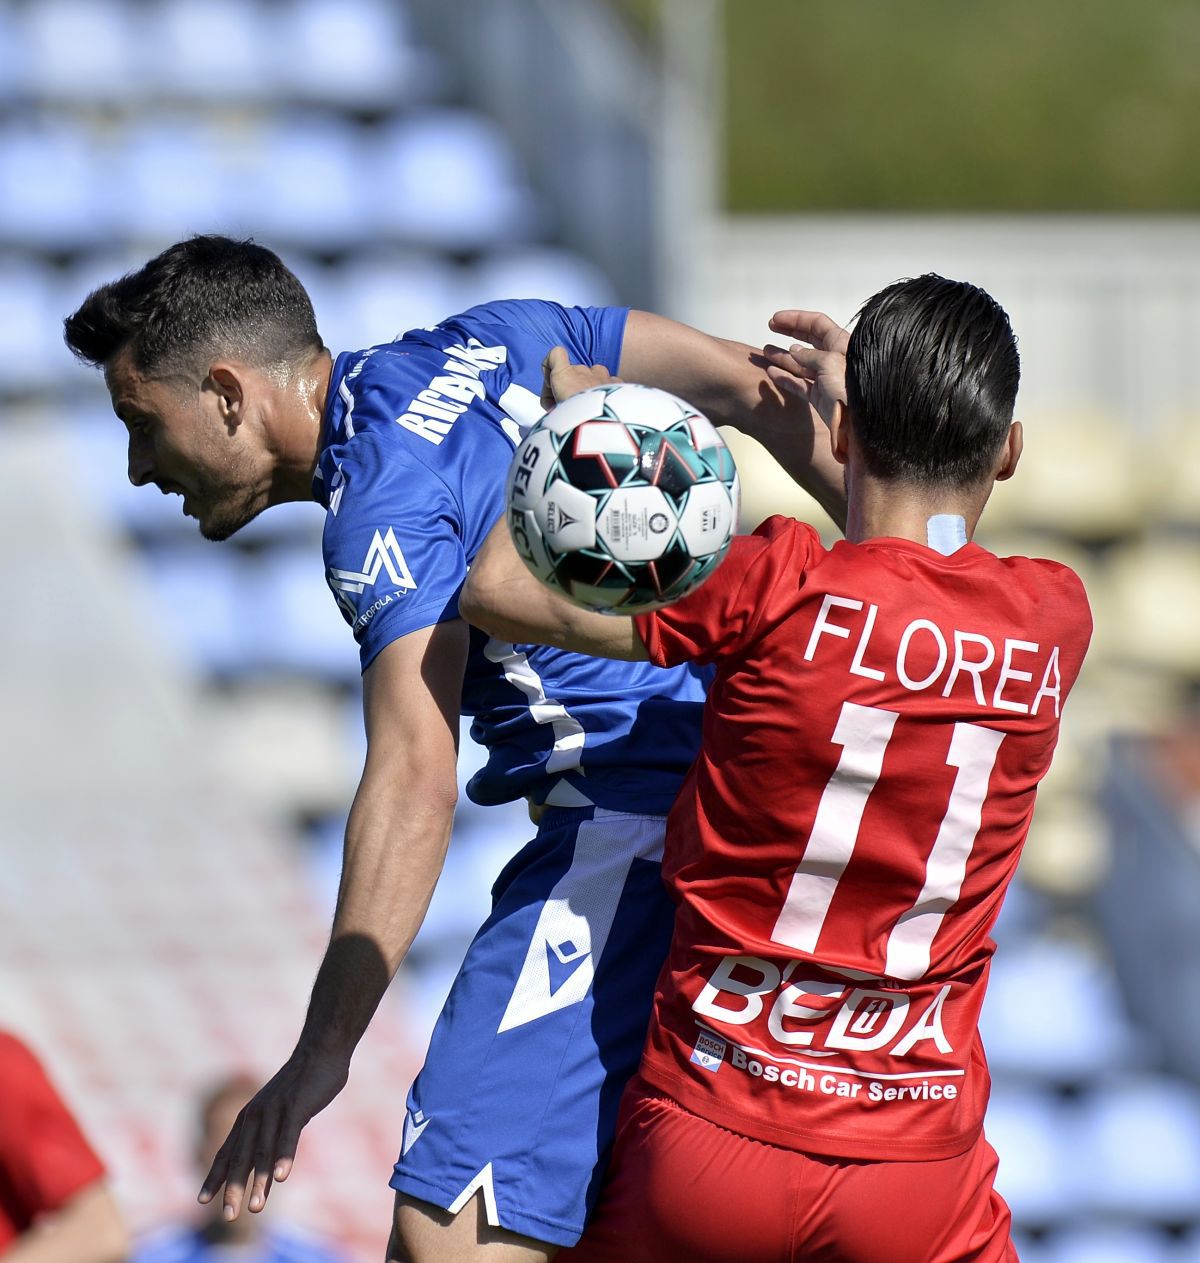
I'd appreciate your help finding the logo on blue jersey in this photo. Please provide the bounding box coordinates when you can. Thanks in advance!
[545,937,591,995]
[402,1107,431,1155]
[328,527,417,627]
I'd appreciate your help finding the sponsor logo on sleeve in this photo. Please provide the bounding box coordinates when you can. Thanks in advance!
[327,527,417,628]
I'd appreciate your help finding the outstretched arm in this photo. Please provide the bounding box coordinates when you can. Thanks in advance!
[199,619,467,1220]
[459,514,645,661]
[618,309,848,529]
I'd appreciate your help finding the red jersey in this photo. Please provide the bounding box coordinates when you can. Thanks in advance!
[0,1032,106,1250]
[633,518,1091,1162]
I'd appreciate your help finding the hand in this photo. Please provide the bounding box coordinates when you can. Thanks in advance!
[540,345,616,411]
[198,1047,350,1220]
[761,310,850,432]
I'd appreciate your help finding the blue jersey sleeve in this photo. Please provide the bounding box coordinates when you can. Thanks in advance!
[453,299,628,375]
[322,432,467,671]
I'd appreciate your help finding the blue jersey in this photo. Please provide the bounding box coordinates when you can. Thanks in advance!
[315,299,707,813]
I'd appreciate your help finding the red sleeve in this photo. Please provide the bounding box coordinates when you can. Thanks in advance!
[0,1034,105,1229]
[635,516,820,667]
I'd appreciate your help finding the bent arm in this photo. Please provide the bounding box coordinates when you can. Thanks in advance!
[618,309,846,529]
[460,516,645,661]
[5,1182,128,1263]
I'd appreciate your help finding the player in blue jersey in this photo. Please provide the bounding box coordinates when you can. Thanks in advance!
[64,236,846,1262]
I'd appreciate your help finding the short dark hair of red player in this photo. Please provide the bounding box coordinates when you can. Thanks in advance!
[63,234,323,377]
[845,273,1020,488]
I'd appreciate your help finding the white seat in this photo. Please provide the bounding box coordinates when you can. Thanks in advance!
[980,936,1139,1083]
[241,547,357,683]
[1070,1076,1200,1221]
[145,0,271,99]
[1107,537,1200,678]
[370,111,541,251]
[1046,1226,1173,1263]
[0,6,29,100]
[132,546,247,679]
[250,114,367,248]
[19,0,134,100]
[986,1088,1078,1226]
[334,253,465,350]
[0,118,110,247]
[268,0,442,108]
[0,260,64,392]
[114,118,248,240]
[464,247,618,310]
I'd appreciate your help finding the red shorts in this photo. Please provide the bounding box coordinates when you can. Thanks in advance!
[559,1078,1016,1263]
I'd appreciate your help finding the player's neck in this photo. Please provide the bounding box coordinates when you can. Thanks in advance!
[267,349,334,504]
[844,471,989,550]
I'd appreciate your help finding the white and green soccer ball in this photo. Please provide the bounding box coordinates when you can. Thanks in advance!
[505,383,740,613]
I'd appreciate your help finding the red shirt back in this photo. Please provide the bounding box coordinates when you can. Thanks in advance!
[634,517,1092,1161]
[0,1032,105,1249]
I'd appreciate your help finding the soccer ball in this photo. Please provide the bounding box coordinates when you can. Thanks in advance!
[505,383,740,614]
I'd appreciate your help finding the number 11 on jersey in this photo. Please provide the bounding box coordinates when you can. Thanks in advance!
[770,702,1005,981]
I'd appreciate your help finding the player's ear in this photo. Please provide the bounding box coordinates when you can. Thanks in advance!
[829,400,850,466]
[207,363,246,430]
[994,420,1023,482]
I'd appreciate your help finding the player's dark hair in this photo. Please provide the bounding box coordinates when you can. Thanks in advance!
[845,274,1020,487]
[63,235,323,377]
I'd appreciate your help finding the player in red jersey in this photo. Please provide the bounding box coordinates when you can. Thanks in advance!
[461,275,1091,1262]
[0,1031,128,1263]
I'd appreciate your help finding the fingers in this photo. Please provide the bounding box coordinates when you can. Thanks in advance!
[540,345,617,407]
[768,310,850,355]
[540,346,570,412]
[198,1104,285,1220]
[762,343,842,384]
[765,365,810,399]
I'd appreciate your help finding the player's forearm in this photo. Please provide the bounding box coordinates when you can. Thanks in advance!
[462,518,645,660]
[295,768,457,1060]
[5,1183,128,1263]
[620,311,847,528]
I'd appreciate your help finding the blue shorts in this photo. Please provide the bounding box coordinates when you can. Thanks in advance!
[389,805,674,1247]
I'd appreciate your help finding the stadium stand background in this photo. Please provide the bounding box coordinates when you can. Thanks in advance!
[2,1,1199,1259]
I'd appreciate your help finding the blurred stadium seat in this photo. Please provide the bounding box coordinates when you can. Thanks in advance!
[334,252,466,347]
[0,259,67,393]
[269,0,443,108]
[0,116,111,248]
[19,0,134,101]
[1045,1226,1175,1263]
[369,110,542,250]
[987,1087,1078,1226]
[1069,1076,1200,1222]
[114,117,250,241]
[242,547,358,684]
[1107,537,1200,678]
[465,246,620,309]
[250,113,369,248]
[998,412,1143,542]
[146,0,271,100]
[980,934,1140,1084]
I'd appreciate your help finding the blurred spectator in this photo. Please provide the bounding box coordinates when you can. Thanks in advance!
[0,1030,128,1262]
[130,1075,344,1263]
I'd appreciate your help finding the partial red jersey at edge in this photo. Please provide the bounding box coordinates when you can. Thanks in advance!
[0,1032,106,1249]
[633,517,1092,1162]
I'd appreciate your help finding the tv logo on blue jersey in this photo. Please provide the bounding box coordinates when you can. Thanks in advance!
[328,528,417,627]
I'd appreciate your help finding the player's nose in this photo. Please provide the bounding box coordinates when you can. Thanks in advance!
[127,444,154,487]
